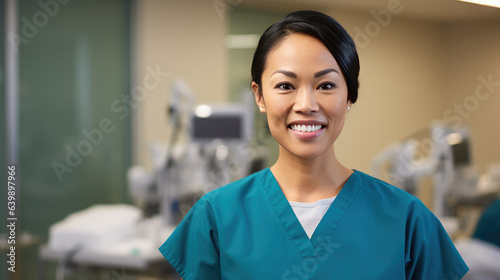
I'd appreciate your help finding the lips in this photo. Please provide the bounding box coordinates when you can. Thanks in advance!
[288,120,326,139]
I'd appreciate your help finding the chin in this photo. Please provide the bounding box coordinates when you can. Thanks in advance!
[282,145,329,161]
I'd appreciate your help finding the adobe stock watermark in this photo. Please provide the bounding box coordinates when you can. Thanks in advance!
[281,236,340,280]
[383,74,499,186]
[443,74,500,128]
[8,0,70,53]
[352,0,412,49]
[51,65,170,182]
[213,0,243,20]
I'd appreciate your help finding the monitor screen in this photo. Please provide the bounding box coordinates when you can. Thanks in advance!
[191,115,243,140]
[451,139,471,167]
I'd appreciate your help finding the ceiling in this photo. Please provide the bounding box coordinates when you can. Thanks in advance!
[241,0,500,22]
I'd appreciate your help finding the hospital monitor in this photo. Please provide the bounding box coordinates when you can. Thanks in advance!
[451,138,471,167]
[445,128,472,169]
[190,104,251,142]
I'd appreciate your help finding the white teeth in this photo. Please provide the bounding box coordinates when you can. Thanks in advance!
[291,124,323,132]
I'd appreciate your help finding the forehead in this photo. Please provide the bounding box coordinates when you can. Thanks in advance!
[264,33,341,75]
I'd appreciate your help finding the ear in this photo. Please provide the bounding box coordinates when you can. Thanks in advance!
[252,81,266,113]
[346,100,352,113]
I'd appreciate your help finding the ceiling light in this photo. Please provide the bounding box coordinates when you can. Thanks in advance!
[195,105,212,118]
[447,133,463,146]
[457,0,500,8]
[225,34,260,49]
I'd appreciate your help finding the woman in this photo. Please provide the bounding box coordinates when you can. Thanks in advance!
[159,10,468,279]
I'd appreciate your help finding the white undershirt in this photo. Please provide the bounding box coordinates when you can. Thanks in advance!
[289,196,337,239]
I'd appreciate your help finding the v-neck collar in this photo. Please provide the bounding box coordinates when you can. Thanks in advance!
[259,168,366,259]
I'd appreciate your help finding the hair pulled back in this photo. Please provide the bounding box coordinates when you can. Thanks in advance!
[251,10,360,103]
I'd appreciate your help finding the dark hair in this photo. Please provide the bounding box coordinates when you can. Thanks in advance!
[251,10,360,103]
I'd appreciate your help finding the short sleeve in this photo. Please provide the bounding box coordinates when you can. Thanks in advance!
[404,200,469,280]
[158,195,221,280]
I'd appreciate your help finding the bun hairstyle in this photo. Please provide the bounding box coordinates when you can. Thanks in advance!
[251,10,360,103]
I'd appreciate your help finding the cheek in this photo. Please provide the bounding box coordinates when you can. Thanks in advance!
[263,100,289,137]
[265,112,283,141]
[263,95,286,119]
[266,106,285,126]
[325,96,348,117]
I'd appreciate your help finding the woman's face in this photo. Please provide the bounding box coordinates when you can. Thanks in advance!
[252,33,350,160]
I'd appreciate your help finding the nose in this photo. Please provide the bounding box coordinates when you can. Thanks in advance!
[293,87,319,114]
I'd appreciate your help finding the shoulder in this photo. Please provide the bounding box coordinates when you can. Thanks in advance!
[352,170,436,225]
[353,170,422,206]
[351,172,468,278]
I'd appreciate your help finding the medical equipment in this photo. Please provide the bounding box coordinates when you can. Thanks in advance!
[190,102,255,184]
[372,122,474,218]
[191,102,253,141]
[127,81,262,225]
[162,100,257,224]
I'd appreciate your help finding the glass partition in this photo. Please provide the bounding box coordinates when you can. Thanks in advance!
[18,0,131,235]
[2,0,131,278]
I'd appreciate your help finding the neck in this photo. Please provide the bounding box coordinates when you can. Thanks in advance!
[270,146,353,202]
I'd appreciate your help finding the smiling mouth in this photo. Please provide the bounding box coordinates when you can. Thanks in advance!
[289,124,326,133]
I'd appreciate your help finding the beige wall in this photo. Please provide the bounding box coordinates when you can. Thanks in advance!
[331,11,447,174]
[306,10,500,175]
[443,20,500,173]
[134,2,500,175]
[134,0,227,168]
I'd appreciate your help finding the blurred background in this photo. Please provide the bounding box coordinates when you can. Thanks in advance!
[1,0,499,279]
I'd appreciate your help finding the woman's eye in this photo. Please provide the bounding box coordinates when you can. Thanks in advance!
[275,83,294,90]
[318,83,336,90]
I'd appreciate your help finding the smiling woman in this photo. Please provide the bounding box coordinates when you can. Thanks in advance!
[159,10,469,280]
[253,33,351,185]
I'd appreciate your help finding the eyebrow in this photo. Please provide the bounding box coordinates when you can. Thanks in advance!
[271,68,340,79]
[314,68,339,78]
[271,70,297,79]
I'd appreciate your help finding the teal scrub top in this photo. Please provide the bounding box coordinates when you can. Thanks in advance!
[473,199,500,248]
[159,169,469,280]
